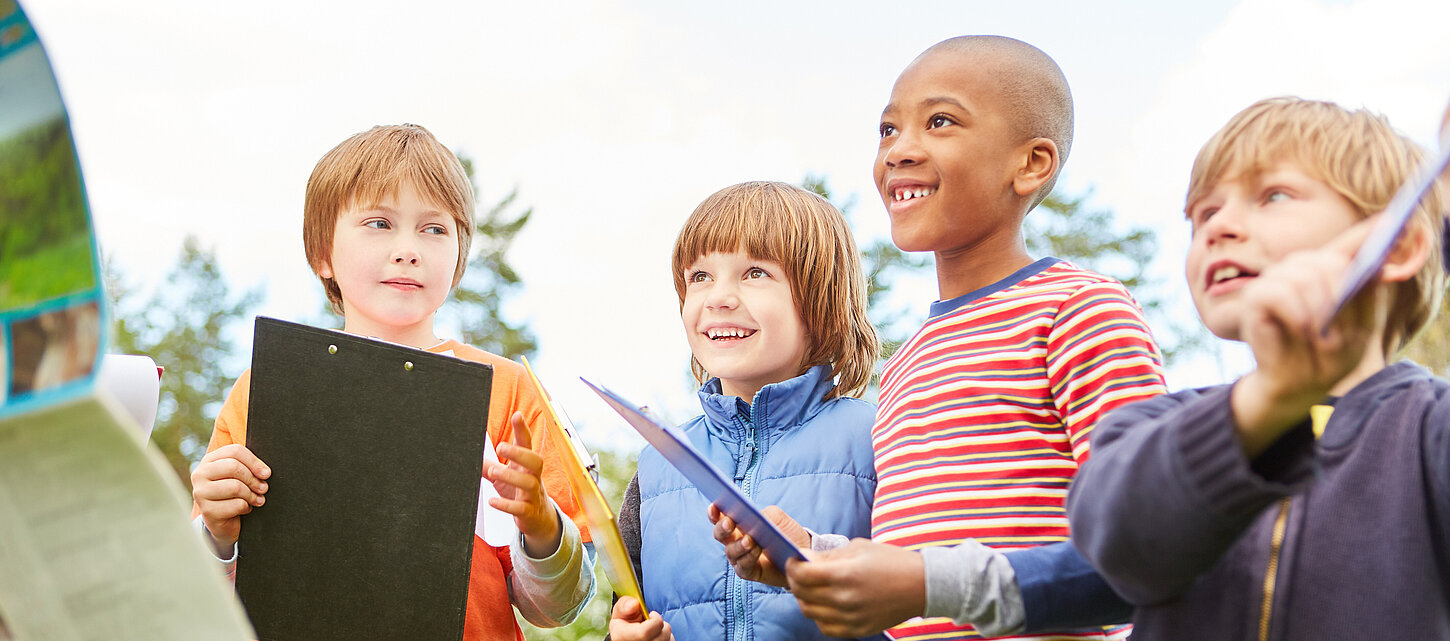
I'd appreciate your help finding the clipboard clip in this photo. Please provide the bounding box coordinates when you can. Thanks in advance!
[552,401,600,484]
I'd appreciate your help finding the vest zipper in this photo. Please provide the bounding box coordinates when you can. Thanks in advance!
[728,410,762,641]
[1258,498,1291,641]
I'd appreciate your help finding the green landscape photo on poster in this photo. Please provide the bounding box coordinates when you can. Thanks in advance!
[0,6,96,314]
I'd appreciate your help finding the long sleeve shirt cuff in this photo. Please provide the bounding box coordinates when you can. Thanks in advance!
[509,498,596,627]
[921,541,1024,637]
[191,515,237,582]
[808,530,849,552]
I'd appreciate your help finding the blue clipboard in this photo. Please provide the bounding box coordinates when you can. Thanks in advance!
[584,378,894,641]
[582,378,806,566]
[1324,143,1450,330]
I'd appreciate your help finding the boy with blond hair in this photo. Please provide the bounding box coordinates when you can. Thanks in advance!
[716,36,1165,640]
[190,124,595,640]
[1067,97,1450,640]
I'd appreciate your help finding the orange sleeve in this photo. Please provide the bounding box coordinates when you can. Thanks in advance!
[487,359,591,543]
[191,370,252,518]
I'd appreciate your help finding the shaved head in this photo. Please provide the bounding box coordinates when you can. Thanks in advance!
[919,36,1074,202]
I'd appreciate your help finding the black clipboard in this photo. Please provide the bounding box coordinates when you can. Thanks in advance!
[235,317,493,641]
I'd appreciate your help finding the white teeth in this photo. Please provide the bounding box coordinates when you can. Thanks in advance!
[895,187,935,202]
[707,328,753,339]
[1212,266,1243,283]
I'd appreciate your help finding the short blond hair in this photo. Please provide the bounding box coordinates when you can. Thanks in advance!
[303,124,475,314]
[1186,97,1446,353]
[671,182,880,399]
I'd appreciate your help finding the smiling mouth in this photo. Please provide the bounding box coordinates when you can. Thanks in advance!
[893,186,935,202]
[706,328,756,341]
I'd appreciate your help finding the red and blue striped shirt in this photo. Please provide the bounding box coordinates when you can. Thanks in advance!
[873,259,1165,641]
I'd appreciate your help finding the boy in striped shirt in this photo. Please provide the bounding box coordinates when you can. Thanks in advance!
[713,36,1165,640]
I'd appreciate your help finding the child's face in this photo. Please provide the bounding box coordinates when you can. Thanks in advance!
[681,250,808,401]
[874,49,1025,254]
[1185,163,1361,340]
[319,181,461,342]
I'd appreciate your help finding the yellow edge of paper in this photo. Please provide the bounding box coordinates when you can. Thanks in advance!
[521,357,645,610]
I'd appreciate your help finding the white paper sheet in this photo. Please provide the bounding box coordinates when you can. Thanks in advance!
[0,394,253,641]
[475,436,518,547]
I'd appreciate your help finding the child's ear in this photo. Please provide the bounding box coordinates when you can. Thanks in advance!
[317,260,333,280]
[1379,221,1433,283]
[1013,137,1058,197]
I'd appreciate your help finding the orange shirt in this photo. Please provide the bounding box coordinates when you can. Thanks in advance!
[199,339,590,641]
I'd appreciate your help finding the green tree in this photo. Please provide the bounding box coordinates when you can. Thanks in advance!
[448,156,539,360]
[107,236,260,486]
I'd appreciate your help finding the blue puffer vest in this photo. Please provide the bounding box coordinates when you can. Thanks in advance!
[637,365,877,641]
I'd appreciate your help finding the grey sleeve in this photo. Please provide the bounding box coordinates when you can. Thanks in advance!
[508,497,597,627]
[619,472,643,589]
[809,531,849,552]
[920,541,1024,637]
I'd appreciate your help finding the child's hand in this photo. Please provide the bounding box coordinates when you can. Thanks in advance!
[191,443,270,558]
[784,538,926,638]
[608,596,673,641]
[707,503,804,587]
[487,411,560,557]
[1231,220,1385,456]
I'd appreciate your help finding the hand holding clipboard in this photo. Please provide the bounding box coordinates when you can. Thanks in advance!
[584,378,895,641]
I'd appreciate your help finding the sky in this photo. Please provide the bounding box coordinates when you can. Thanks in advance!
[22,0,1450,451]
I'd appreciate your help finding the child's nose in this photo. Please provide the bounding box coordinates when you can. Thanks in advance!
[391,247,420,265]
[705,282,739,309]
[883,131,924,168]
[1203,204,1247,245]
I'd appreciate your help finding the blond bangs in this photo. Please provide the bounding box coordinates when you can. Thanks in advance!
[672,182,880,399]
[1186,97,1447,352]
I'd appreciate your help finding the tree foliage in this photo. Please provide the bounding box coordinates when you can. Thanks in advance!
[107,236,260,486]
[1402,298,1450,375]
[446,156,539,360]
